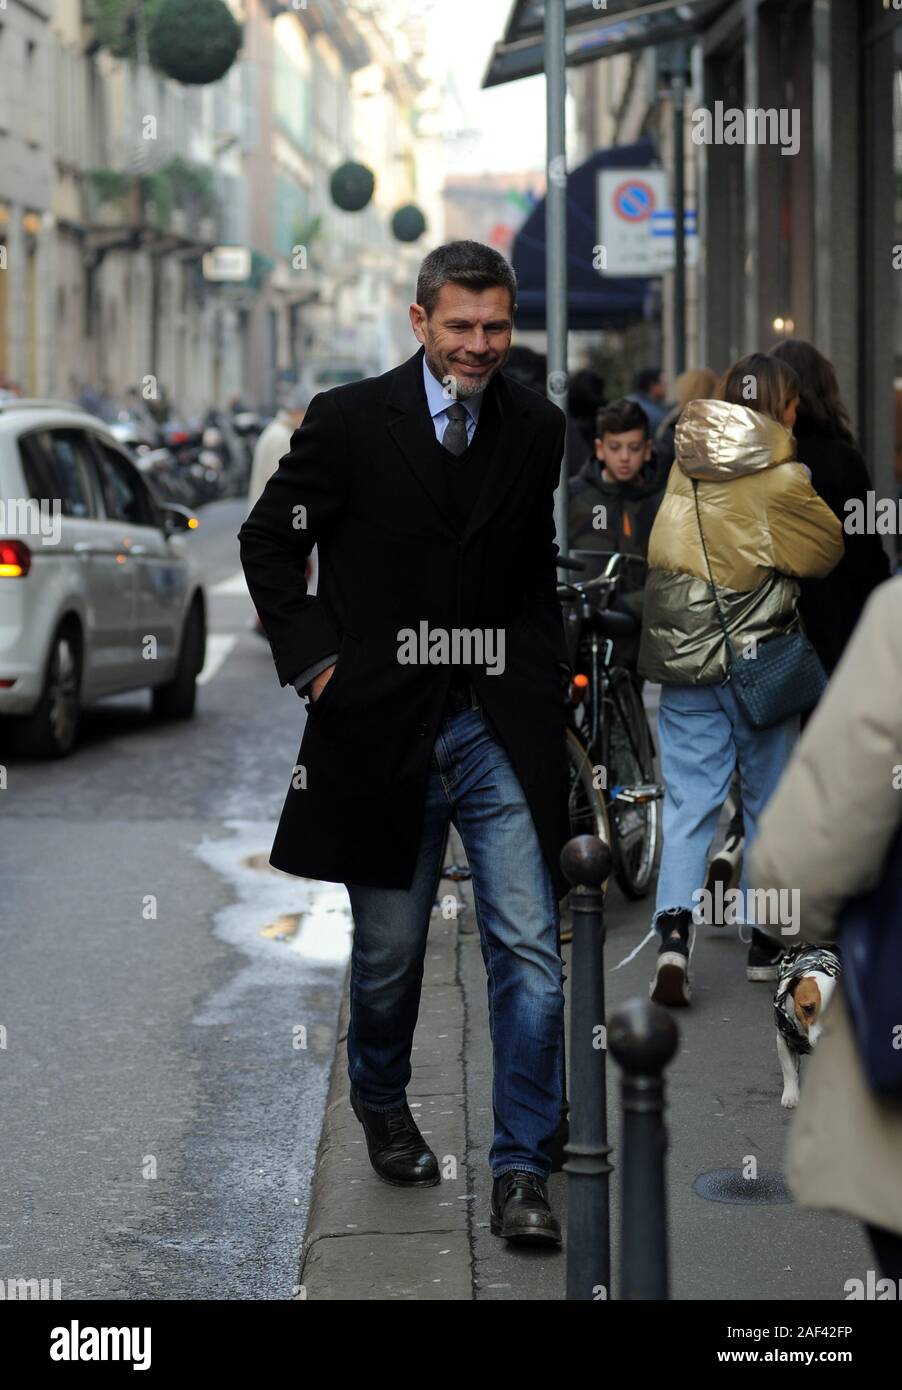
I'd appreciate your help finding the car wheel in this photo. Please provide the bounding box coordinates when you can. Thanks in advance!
[151,600,205,720]
[17,624,83,758]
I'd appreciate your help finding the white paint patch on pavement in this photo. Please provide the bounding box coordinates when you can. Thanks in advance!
[197,634,237,685]
[192,820,352,1025]
[210,570,249,596]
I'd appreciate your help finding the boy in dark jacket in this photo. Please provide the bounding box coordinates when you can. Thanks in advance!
[568,398,664,557]
[567,398,665,667]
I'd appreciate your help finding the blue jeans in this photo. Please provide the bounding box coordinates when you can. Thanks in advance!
[345,705,564,1179]
[653,681,799,930]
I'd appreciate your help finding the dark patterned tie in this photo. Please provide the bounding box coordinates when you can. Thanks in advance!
[441,401,469,456]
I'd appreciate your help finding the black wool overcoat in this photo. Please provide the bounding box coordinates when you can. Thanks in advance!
[237,346,574,900]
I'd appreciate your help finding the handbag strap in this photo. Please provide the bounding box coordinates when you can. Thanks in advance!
[691,478,739,666]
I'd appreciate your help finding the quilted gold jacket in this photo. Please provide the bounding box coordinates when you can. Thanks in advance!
[637,399,844,685]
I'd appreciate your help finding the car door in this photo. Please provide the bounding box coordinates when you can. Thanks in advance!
[88,436,187,676]
[19,427,138,694]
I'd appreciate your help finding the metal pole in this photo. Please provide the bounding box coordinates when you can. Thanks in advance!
[561,834,614,1301]
[671,64,687,377]
[608,997,679,1300]
[544,0,569,561]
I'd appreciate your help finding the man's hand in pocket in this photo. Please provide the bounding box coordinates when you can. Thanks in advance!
[310,664,336,703]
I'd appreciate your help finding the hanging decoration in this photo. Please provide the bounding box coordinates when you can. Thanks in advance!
[147,0,242,85]
[329,162,376,213]
[391,204,427,243]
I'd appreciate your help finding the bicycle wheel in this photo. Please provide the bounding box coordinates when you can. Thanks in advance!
[603,669,660,899]
[565,725,611,845]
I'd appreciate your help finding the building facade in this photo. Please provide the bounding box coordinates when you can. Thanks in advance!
[493,0,902,510]
[1,0,436,417]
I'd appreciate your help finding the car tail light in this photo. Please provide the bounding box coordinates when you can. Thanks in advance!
[0,539,31,577]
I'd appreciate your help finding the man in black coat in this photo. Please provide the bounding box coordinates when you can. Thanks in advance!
[238,241,572,1244]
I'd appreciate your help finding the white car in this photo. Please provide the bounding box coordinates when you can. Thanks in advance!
[0,399,206,756]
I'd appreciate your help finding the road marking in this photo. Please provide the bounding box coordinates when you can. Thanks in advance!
[210,570,249,596]
[198,634,237,685]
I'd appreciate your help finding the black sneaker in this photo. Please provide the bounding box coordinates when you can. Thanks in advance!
[746,927,784,982]
[704,832,744,899]
[650,909,692,1006]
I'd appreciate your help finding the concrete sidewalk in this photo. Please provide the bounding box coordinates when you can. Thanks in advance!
[296,827,473,1300]
[297,830,869,1302]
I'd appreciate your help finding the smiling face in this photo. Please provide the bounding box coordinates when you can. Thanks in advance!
[409,282,513,399]
[595,427,652,484]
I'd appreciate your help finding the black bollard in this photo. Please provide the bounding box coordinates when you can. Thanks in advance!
[560,833,614,1302]
[608,998,679,1300]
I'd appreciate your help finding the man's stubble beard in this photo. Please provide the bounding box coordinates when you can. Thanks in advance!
[424,345,508,400]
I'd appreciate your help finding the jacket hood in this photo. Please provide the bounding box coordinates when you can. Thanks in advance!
[675,399,796,481]
[576,451,662,501]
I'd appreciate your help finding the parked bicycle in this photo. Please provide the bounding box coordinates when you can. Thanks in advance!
[558,551,662,902]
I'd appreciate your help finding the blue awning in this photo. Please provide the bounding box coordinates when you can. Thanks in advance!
[512,136,659,331]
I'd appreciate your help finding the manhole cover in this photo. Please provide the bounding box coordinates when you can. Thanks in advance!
[694,1168,791,1204]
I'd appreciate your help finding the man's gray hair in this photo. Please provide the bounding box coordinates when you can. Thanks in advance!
[416,240,517,318]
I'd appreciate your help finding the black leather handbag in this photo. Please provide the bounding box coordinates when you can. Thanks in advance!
[692,480,828,729]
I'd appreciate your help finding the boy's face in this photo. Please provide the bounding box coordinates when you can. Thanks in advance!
[595,428,652,483]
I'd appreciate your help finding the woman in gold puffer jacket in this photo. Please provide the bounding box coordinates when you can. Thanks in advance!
[637,353,844,1008]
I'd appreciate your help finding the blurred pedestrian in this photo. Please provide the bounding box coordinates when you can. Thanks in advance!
[771,339,891,676]
[750,576,902,1278]
[565,367,606,478]
[502,345,546,395]
[247,385,310,510]
[637,353,844,1005]
[627,366,669,437]
[247,385,312,636]
[653,367,718,481]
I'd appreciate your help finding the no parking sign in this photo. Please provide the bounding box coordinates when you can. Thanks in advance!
[599,169,673,276]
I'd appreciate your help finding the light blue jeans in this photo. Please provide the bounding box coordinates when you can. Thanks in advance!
[653,681,799,931]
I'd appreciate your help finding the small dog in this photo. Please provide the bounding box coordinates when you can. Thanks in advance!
[773,942,842,1109]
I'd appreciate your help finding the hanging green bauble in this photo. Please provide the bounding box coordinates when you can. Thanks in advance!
[330,162,375,212]
[391,204,427,243]
[147,0,242,86]
[95,0,165,61]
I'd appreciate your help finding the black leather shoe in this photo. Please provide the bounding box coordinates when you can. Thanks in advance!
[349,1086,440,1187]
[490,1170,562,1245]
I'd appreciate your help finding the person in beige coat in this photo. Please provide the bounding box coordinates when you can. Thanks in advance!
[749,575,902,1277]
[247,387,310,509]
[246,388,315,633]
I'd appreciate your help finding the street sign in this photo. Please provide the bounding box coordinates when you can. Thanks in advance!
[650,209,700,268]
[202,246,252,282]
[598,170,697,276]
